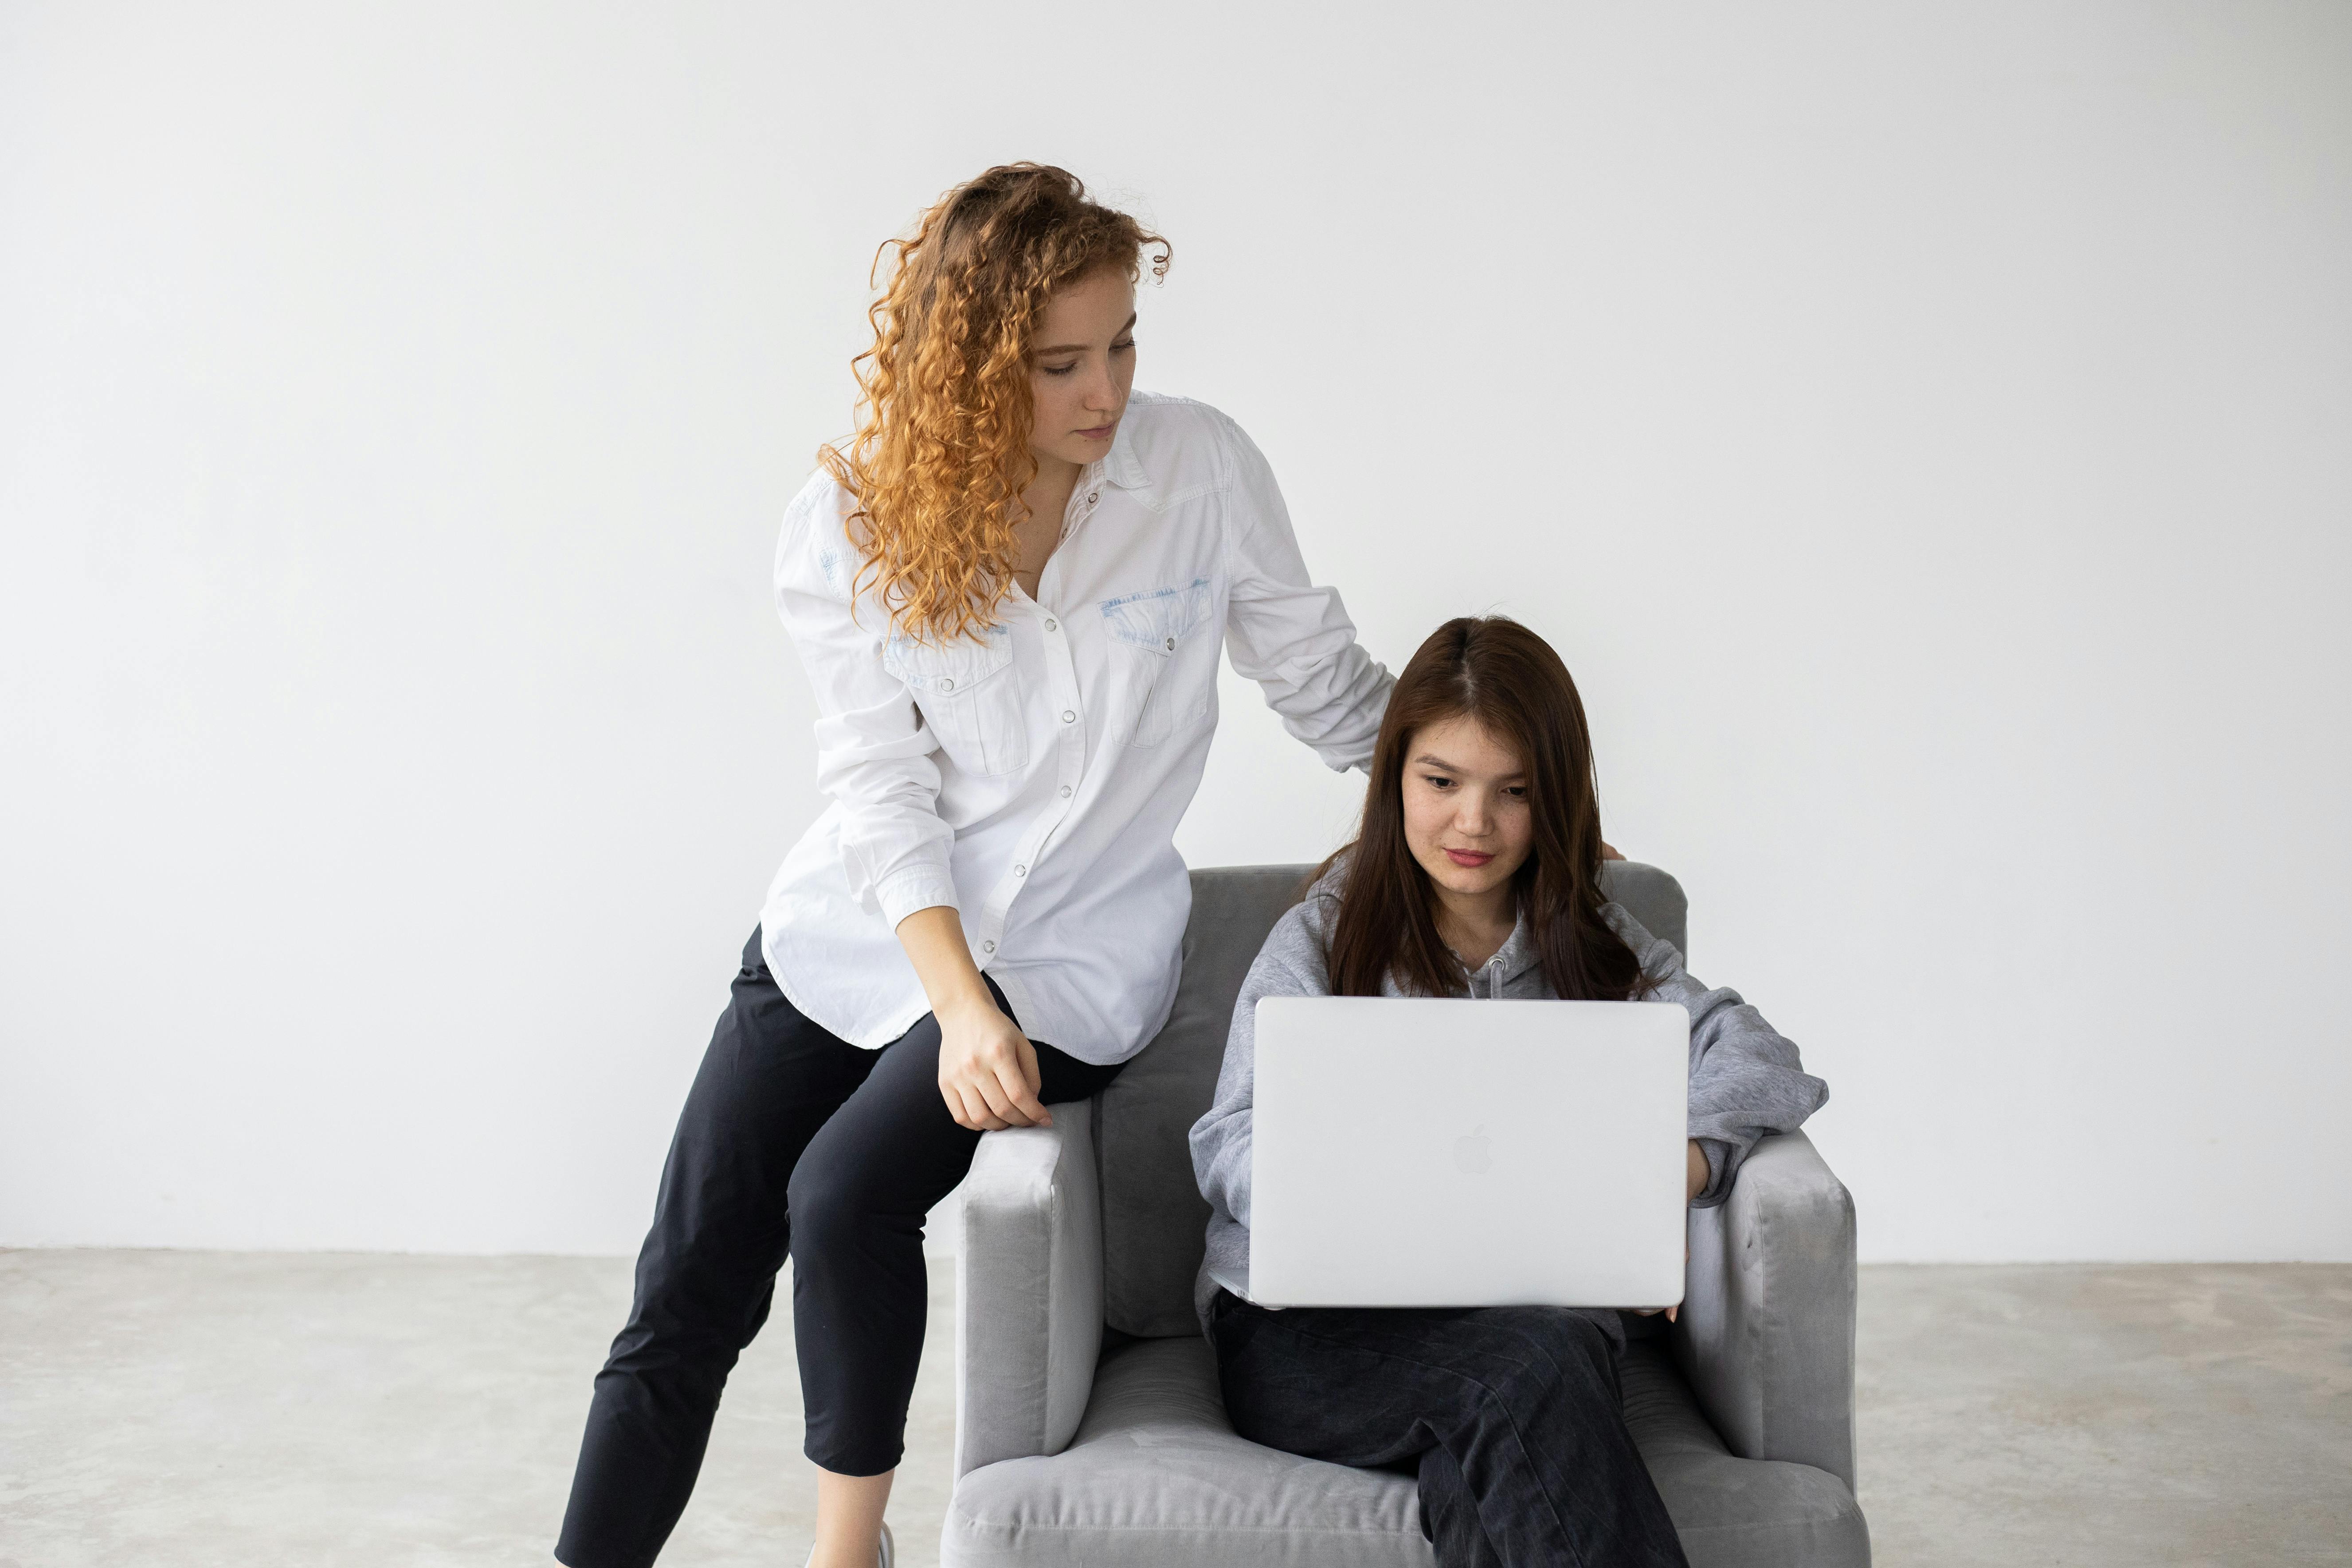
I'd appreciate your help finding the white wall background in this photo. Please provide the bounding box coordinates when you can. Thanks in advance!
[4,1,2347,1263]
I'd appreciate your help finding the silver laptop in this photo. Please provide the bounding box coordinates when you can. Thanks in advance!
[1237,995,1691,1310]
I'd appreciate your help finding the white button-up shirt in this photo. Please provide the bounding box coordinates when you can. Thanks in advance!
[760,392,1393,1064]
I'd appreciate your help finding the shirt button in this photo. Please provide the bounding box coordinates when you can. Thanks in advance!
[1087,491,1100,504]
[1043,618,1057,632]
[1014,864,1026,876]
[1059,785,1072,798]
[1062,710,1076,724]
[981,940,996,954]
[939,677,955,691]
[1164,636,1176,651]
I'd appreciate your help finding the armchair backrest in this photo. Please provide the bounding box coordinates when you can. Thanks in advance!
[1095,860,1691,1338]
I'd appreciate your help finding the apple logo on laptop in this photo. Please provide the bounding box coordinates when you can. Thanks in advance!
[1453,1126,1492,1175]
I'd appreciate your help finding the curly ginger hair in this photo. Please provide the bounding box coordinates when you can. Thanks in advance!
[820,165,1169,643]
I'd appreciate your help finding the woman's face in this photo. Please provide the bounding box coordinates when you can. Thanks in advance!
[1402,713,1535,906]
[1027,267,1137,472]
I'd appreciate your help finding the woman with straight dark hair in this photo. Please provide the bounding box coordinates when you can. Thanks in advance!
[1190,615,1830,1568]
[557,165,1394,1568]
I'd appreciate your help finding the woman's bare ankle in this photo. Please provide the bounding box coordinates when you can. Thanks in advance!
[809,1465,894,1568]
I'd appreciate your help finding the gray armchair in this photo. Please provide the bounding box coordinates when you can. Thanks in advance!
[944,864,1869,1568]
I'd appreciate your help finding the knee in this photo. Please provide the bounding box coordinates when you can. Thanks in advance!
[786,1156,890,1266]
[612,1262,775,1370]
[1552,1309,1616,1364]
[1517,1305,1611,1355]
[784,1161,848,1256]
[1486,1309,1618,1402]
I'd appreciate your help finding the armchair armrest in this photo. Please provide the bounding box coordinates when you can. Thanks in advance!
[952,1097,1104,1479]
[1672,1130,1858,1492]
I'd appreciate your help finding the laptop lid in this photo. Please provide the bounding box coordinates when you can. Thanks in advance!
[1248,996,1690,1310]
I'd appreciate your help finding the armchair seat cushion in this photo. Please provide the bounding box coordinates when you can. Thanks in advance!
[1622,1339,1871,1568]
[945,1334,1868,1568]
[946,1336,1424,1568]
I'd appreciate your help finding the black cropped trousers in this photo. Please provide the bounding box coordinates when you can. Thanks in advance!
[555,928,1124,1568]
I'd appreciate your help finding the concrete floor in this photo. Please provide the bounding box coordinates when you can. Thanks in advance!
[1855,1264,2350,1567]
[1,1254,2345,1567]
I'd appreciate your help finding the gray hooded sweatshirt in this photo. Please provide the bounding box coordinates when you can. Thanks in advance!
[1187,861,1831,1333]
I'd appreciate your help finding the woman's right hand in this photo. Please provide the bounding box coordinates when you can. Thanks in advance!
[935,996,1053,1131]
[894,905,1055,1132]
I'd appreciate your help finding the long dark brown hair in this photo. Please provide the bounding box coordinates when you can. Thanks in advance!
[1321,616,1647,1001]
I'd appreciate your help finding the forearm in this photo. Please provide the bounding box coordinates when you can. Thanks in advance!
[894,905,996,1019]
[899,905,1049,1129]
[1191,1102,1257,1227]
[1687,1138,1708,1203]
[1218,425,1392,773]
[1231,619,1391,771]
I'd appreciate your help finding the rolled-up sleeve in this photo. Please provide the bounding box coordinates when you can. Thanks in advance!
[1215,418,1392,772]
[1611,913,1831,1207]
[773,488,958,927]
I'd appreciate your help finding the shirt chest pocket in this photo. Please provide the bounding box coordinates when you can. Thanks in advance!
[1099,578,1216,748]
[883,626,1031,776]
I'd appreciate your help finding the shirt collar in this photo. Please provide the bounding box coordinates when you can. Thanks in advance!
[1102,414,1149,491]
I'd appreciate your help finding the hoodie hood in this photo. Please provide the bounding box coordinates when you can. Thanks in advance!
[1303,854,1546,1000]
[1457,908,1542,998]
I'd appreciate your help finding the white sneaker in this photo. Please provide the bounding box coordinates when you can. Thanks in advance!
[805,1521,894,1568]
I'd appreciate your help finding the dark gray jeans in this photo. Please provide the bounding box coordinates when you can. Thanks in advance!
[1209,1291,1690,1568]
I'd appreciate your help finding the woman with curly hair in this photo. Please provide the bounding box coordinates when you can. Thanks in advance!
[554,165,1395,1568]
